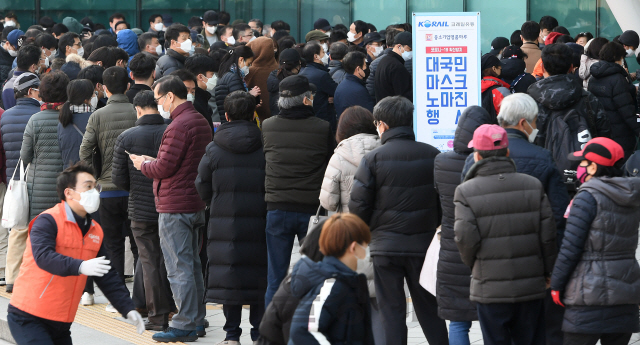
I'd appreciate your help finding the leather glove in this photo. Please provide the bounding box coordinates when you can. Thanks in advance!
[78,256,111,277]
[551,290,565,307]
[127,310,145,334]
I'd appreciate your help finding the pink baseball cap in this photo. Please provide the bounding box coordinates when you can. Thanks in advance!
[467,124,509,150]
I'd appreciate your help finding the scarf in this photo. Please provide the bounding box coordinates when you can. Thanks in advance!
[229,64,249,91]
[40,102,64,111]
[70,104,94,114]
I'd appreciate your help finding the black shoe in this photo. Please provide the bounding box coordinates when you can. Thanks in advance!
[144,320,167,331]
[204,318,209,328]
[196,325,205,337]
[6,284,13,293]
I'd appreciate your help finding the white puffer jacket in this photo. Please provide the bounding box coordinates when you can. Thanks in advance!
[579,54,599,89]
[320,133,380,213]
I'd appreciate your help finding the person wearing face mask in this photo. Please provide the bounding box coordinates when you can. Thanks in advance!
[299,41,338,131]
[363,32,384,64]
[155,24,192,79]
[3,14,18,30]
[57,79,96,170]
[334,52,374,117]
[454,124,557,345]
[538,15,558,49]
[246,36,279,122]
[480,54,510,117]
[2,45,41,110]
[184,54,217,131]
[305,30,330,54]
[587,42,640,161]
[215,45,260,124]
[58,32,83,60]
[200,10,219,50]
[171,69,212,128]
[77,65,107,109]
[112,90,175,331]
[6,162,144,344]
[374,31,412,103]
[233,23,255,45]
[327,42,348,84]
[137,33,162,61]
[126,53,156,104]
[0,29,24,96]
[266,48,301,117]
[289,213,374,345]
[148,14,164,34]
[550,137,640,345]
[35,32,58,73]
[79,67,138,314]
[348,20,368,47]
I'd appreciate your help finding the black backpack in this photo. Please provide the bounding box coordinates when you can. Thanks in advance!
[544,108,592,172]
[481,84,499,118]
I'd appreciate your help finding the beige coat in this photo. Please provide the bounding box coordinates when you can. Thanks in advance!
[521,42,541,74]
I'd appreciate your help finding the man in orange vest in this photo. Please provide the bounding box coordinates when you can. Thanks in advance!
[7,162,144,343]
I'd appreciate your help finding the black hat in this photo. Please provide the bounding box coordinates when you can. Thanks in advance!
[211,41,230,51]
[279,75,316,97]
[501,45,525,60]
[313,18,331,32]
[279,48,300,65]
[203,11,219,26]
[489,37,509,56]
[81,17,94,32]
[481,53,501,70]
[39,16,55,29]
[619,30,639,48]
[363,32,383,46]
[394,31,412,48]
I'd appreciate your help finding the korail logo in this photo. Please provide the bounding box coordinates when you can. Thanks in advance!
[88,234,100,243]
[418,20,449,28]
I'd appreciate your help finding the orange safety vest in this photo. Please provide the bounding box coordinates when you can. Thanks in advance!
[10,202,103,323]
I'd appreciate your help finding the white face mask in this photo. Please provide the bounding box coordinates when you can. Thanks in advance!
[321,43,328,53]
[227,36,236,45]
[241,65,250,76]
[355,243,369,261]
[627,49,635,58]
[179,39,192,53]
[76,47,84,57]
[154,23,164,32]
[204,74,218,91]
[158,96,171,119]
[321,53,329,66]
[43,56,50,67]
[373,46,383,57]
[325,31,331,38]
[525,120,539,143]
[75,188,101,214]
[155,44,163,55]
[249,36,256,43]
[4,20,15,28]
[347,31,356,42]
[50,49,57,57]
[206,26,216,35]
[186,93,194,102]
[8,48,17,57]
[401,47,412,61]
[90,94,98,109]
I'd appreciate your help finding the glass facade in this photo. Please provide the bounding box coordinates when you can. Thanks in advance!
[140,0,218,33]
[467,0,526,54]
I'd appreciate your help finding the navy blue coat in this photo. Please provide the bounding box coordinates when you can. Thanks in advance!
[299,62,338,128]
[334,74,374,117]
[462,128,570,244]
[0,97,41,180]
[57,112,91,170]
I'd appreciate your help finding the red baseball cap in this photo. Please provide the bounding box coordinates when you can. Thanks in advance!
[567,137,624,167]
[468,124,509,151]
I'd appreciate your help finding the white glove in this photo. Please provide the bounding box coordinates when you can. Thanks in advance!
[78,256,111,277]
[127,310,145,334]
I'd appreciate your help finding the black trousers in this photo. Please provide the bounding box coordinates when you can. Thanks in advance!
[8,311,72,345]
[131,220,176,325]
[372,255,448,345]
[545,289,565,345]
[477,299,545,345]
[132,257,146,309]
[99,197,138,284]
[563,332,632,345]
[222,304,265,341]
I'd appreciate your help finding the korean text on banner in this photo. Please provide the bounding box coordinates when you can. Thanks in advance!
[413,13,481,152]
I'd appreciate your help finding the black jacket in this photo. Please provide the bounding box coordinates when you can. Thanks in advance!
[334,74,374,117]
[328,60,347,85]
[366,48,391,99]
[125,83,152,104]
[588,61,639,159]
[111,114,167,222]
[551,177,640,333]
[500,58,536,93]
[154,49,186,79]
[57,112,92,170]
[349,126,441,256]
[262,105,333,214]
[266,70,280,117]
[195,120,267,304]
[215,69,247,122]
[0,47,14,108]
[434,106,493,321]
[374,51,412,103]
[193,87,214,132]
[299,62,338,128]
[527,73,611,171]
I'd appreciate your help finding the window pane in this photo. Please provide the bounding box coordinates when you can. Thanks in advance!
[353,0,406,35]
[249,0,298,43]
[467,0,526,54]
[1,0,35,28]
[141,0,218,33]
[409,0,463,13]
[529,0,596,38]
[42,0,135,28]
[598,1,638,73]
[300,0,349,43]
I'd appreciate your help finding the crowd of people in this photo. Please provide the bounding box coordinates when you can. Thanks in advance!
[0,8,637,345]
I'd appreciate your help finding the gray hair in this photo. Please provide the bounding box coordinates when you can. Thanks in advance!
[497,93,538,127]
[277,91,312,110]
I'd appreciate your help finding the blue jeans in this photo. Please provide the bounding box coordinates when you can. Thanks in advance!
[158,211,206,331]
[449,321,472,345]
[264,209,311,307]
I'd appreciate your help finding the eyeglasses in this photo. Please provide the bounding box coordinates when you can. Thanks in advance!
[154,94,167,104]
[72,184,102,193]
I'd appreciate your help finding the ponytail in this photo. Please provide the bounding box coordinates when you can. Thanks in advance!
[59,101,73,127]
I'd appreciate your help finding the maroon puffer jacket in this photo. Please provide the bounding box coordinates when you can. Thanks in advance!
[141,102,212,213]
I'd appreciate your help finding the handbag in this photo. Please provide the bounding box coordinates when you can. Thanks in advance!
[419,227,441,296]
[1,159,30,229]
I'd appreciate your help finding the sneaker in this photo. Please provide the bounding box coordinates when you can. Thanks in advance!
[5,284,12,293]
[204,318,210,328]
[105,303,117,313]
[144,320,167,331]
[151,327,198,342]
[80,292,94,306]
[216,341,240,345]
[0,278,6,286]
[196,325,206,337]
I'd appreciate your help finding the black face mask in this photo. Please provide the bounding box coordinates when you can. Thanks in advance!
[363,67,370,80]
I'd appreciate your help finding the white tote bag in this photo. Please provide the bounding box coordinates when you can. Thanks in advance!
[2,160,30,229]
[419,228,441,296]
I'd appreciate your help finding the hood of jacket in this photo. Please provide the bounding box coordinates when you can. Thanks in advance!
[247,37,278,68]
[335,133,380,167]
[117,29,140,57]
[454,105,495,154]
[481,76,510,93]
[213,120,262,154]
[527,74,583,110]
[290,256,358,299]
[500,58,526,83]
[65,53,92,69]
[589,60,627,80]
[580,177,640,208]
[464,156,517,182]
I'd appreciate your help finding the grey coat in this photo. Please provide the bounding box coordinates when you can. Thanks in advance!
[20,109,64,221]
[454,156,557,304]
